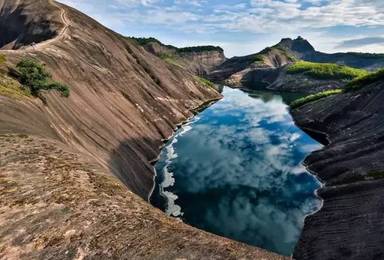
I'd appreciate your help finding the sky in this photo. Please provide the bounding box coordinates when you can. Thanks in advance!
[58,0,384,57]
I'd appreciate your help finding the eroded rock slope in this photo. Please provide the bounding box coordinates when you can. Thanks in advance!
[130,37,226,76]
[292,77,384,259]
[0,0,284,259]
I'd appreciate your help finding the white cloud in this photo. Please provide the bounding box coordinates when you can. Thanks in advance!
[57,0,384,56]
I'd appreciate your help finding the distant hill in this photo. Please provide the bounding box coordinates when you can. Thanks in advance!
[209,36,383,93]
[128,37,226,76]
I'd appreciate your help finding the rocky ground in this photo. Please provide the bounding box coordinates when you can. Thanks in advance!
[0,134,285,259]
[292,79,384,259]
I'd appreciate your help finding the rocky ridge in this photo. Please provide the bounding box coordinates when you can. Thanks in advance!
[130,37,226,76]
[209,37,384,93]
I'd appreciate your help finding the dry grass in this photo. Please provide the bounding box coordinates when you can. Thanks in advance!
[0,73,31,99]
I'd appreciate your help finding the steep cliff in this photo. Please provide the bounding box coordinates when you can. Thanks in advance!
[291,74,384,259]
[130,37,226,76]
[0,0,284,259]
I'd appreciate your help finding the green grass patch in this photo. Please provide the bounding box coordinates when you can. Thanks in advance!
[290,89,343,109]
[0,73,31,99]
[15,58,70,97]
[345,68,384,91]
[287,60,368,80]
[195,76,216,89]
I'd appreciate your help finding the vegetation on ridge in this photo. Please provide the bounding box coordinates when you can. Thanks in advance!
[287,60,368,80]
[128,37,178,50]
[345,68,384,91]
[14,58,70,97]
[290,89,343,109]
[290,67,384,109]
[128,36,223,53]
[177,46,223,53]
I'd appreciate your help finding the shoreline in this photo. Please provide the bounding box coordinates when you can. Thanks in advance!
[147,86,324,256]
[147,95,222,203]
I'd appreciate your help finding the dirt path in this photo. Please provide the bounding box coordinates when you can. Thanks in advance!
[0,0,69,53]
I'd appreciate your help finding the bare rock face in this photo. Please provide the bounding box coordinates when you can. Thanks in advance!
[0,134,285,259]
[292,79,384,259]
[0,0,285,259]
[179,50,226,75]
[0,0,222,198]
[133,39,226,76]
[0,0,62,49]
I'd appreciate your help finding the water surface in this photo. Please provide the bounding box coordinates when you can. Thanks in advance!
[151,87,322,256]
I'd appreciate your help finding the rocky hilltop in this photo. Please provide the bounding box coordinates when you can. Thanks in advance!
[291,72,384,259]
[129,37,226,76]
[210,37,384,93]
[0,0,284,259]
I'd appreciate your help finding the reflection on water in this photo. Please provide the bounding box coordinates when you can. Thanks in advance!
[151,87,322,256]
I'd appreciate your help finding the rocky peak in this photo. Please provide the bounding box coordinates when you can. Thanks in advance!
[277,36,315,56]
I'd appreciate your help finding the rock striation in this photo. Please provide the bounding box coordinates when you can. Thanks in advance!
[130,37,226,76]
[292,76,384,259]
[0,0,284,259]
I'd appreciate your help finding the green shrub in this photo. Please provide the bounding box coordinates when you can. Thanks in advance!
[287,61,368,80]
[15,58,70,97]
[290,89,343,109]
[47,82,70,97]
[345,69,384,91]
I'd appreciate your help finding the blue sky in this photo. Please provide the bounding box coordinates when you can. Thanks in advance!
[58,0,384,57]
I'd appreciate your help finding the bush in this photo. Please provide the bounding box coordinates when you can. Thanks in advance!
[47,82,70,97]
[15,58,70,97]
[290,89,343,109]
[287,61,368,80]
[345,69,384,91]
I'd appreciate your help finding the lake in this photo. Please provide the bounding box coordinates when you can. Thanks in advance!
[151,87,322,256]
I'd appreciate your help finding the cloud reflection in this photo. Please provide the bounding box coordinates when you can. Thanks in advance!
[153,87,322,256]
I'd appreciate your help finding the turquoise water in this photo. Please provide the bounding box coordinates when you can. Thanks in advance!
[151,87,322,256]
